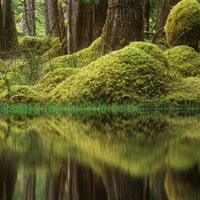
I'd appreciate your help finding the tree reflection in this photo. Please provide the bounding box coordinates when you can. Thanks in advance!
[165,165,200,200]
[0,151,18,200]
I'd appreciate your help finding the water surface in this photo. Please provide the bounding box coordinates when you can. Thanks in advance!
[0,112,200,199]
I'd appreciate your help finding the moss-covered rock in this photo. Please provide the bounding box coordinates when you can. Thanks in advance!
[35,68,80,94]
[0,59,5,71]
[165,0,200,48]
[43,37,103,72]
[40,43,65,63]
[165,76,200,102]
[0,72,25,93]
[0,85,42,103]
[164,46,200,77]
[7,58,42,84]
[49,44,173,103]
[129,42,169,68]
[19,36,61,57]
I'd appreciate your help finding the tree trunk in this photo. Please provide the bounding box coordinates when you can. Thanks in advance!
[24,0,36,36]
[102,0,144,52]
[28,0,36,36]
[58,0,66,42]
[156,0,180,30]
[66,0,108,54]
[48,0,60,36]
[144,1,150,34]
[0,0,18,55]
[44,0,50,35]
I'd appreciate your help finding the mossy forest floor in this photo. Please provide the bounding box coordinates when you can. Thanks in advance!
[1,36,200,107]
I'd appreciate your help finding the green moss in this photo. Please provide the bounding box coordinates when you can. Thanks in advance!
[0,72,25,93]
[0,59,5,70]
[35,68,80,94]
[49,44,173,103]
[0,85,42,103]
[165,0,200,47]
[40,43,65,63]
[43,37,103,72]
[164,46,200,77]
[129,42,169,68]
[165,77,200,102]
[19,36,61,57]
[8,59,28,72]
[7,58,42,85]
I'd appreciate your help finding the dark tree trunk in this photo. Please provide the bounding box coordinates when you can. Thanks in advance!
[58,1,66,42]
[26,0,36,36]
[48,0,60,36]
[0,0,18,55]
[66,0,108,54]
[44,0,50,35]
[156,0,181,30]
[144,1,150,33]
[102,0,144,52]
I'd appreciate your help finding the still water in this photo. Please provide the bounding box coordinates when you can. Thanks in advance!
[0,112,200,199]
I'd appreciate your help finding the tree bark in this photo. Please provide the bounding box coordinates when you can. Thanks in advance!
[58,1,66,42]
[102,0,144,52]
[48,0,60,36]
[66,0,108,54]
[24,0,36,36]
[44,0,50,35]
[144,1,150,33]
[156,0,181,30]
[0,0,18,55]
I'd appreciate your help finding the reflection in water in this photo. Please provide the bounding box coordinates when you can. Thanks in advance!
[0,113,200,199]
[165,165,200,200]
[0,151,18,200]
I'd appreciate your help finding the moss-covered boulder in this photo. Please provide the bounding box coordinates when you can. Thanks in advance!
[165,0,200,49]
[40,43,64,63]
[129,42,169,68]
[0,85,42,103]
[0,72,25,93]
[35,68,80,94]
[43,37,103,72]
[19,36,61,57]
[0,59,5,71]
[40,37,67,63]
[7,58,42,84]
[165,76,200,102]
[164,46,200,77]
[49,44,173,103]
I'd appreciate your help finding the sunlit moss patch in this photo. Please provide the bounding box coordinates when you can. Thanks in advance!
[164,46,200,77]
[0,85,42,103]
[129,41,169,68]
[49,44,173,103]
[35,67,80,94]
[165,0,200,47]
